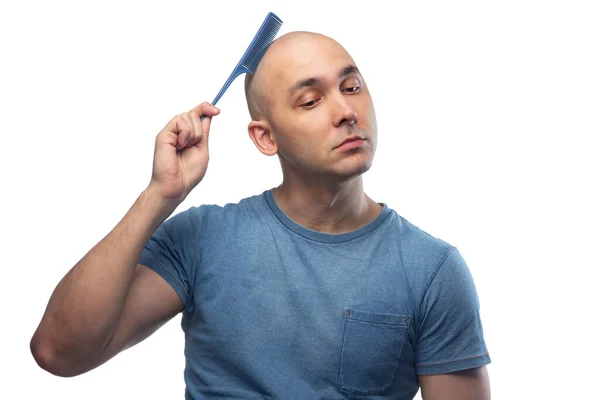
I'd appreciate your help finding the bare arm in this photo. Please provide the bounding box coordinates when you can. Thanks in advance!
[30,188,180,377]
[420,366,491,400]
[30,102,220,377]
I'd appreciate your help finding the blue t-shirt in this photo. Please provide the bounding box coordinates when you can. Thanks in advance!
[139,189,491,399]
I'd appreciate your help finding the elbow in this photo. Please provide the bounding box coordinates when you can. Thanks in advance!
[30,333,85,378]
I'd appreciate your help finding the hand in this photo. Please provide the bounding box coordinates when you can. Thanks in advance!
[147,102,220,202]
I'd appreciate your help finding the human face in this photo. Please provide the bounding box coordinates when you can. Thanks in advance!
[265,37,378,182]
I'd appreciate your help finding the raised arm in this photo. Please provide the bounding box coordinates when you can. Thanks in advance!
[30,102,220,377]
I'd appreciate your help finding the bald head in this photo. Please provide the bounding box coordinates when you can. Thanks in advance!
[244,31,354,120]
[244,70,267,120]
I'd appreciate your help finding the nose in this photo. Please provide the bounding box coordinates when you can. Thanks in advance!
[334,96,358,127]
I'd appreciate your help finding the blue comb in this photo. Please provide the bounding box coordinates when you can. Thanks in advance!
[201,12,283,120]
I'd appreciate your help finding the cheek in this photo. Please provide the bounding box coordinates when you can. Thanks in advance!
[277,127,328,167]
[360,100,378,132]
[269,107,333,160]
[287,132,321,160]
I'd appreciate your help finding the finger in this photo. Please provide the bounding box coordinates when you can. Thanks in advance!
[191,102,220,119]
[202,107,220,137]
[191,102,220,144]
[175,114,192,150]
[188,110,205,147]
[160,115,188,147]
[179,112,198,149]
[194,102,221,131]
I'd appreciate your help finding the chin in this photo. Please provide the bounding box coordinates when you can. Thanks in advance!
[336,160,373,181]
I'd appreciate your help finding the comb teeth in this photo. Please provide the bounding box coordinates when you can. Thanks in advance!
[241,13,283,73]
[201,12,283,116]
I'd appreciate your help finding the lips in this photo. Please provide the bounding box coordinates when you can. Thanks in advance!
[335,136,364,149]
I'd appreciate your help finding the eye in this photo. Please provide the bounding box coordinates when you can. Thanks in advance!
[300,98,321,109]
[343,85,361,94]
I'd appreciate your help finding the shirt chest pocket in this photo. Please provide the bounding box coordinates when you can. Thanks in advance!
[337,308,411,396]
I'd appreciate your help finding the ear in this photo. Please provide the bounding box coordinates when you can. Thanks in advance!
[248,120,278,156]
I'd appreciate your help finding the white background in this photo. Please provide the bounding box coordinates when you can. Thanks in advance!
[1,1,598,399]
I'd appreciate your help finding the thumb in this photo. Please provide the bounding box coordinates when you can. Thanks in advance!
[189,102,220,144]
[196,102,220,138]
[192,102,220,120]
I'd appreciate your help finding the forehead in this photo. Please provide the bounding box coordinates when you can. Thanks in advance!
[262,37,356,91]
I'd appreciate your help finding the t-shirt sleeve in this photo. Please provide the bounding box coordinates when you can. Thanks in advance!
[138,207,201,311]
[415,247,491,375]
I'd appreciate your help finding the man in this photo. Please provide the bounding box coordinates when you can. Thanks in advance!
[31,31,491,399]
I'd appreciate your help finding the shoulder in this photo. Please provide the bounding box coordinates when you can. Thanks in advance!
[165,190,270,236]
[385,208,455,269]
[383,208,460,305]
[199,191,268,225]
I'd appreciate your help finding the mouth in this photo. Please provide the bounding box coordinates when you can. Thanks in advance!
[334,136,366,150]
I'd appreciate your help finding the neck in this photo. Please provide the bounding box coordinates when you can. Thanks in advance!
[272,175,382,234]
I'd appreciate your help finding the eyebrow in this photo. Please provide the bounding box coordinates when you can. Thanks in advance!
[287,64,361,98]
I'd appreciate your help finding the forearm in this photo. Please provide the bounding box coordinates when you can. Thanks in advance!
[31,186,178,372]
